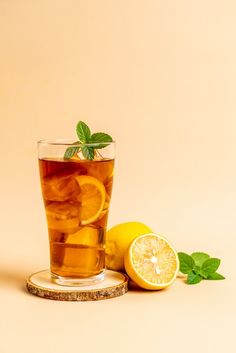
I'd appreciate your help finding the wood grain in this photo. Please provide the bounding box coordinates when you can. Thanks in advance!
[26,270,128,301]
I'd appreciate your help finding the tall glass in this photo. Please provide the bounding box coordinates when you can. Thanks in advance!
[38,140,115,286]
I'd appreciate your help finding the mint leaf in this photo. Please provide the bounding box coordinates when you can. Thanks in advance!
[90,132,113,148]
[187,272,202,285]
[64,146,79,159]
[76,121,91,143]
[201,258,220,276]
[193,265,201,275]
[178,252,195,274]
[199,270,208,279]
[207,272,225,280]
[191,252,210,267]
[81,145,94,160]
[65,121,113,160]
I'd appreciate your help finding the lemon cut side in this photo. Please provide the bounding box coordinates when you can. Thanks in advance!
[124,233,179,290]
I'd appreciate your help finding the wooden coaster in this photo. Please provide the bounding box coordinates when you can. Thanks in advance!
[26,269,128,301]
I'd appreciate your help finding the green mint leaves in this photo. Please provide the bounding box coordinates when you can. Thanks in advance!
[64,121,113,160]
[187,272,202,285]
[191,252,209,267]
[178,252,225,285]
[81,145,94,160]
[90,132,113,148]
[76,121,91,143]
[207,272,225,280]
[178,253,195,274]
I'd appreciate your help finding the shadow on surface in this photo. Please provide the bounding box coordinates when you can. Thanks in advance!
[0,265,31,293]
[128,279,172,294]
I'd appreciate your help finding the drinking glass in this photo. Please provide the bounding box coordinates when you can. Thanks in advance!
[38,140,115,286]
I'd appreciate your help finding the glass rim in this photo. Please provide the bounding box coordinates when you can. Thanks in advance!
[37,139,116,147]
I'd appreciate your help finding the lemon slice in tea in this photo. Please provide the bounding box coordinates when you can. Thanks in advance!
[124,233,179,290]
[75,175,106,225]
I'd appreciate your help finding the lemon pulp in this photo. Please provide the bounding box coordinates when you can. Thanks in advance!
[124,233,179,290]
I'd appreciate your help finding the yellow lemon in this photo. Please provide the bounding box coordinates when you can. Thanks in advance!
[105,222,152,271]
[124,233,179,290]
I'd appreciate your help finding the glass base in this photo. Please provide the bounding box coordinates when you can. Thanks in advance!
[51,270,105,287]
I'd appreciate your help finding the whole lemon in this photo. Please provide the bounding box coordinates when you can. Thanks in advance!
[105,222,152,271]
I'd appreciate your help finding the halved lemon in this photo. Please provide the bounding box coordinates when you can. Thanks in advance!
[124,233,179,290]
[75,175,106,225]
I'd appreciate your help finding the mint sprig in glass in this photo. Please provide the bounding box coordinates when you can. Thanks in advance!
[64,121,113,160]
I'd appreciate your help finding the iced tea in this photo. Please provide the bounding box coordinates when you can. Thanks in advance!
[39,157,114,280]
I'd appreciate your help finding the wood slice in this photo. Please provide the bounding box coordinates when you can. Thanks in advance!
[26,269,128,301]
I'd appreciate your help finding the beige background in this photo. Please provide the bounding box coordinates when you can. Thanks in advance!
[0,1,235,352]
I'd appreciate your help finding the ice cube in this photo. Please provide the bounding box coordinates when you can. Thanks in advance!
[41,171,80,202]
[66,226,100,246]
[46,202,80,233]
[50,241,65,268]
[86,162,114,183]
[48,229,66,242]
[62,245,104,274]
